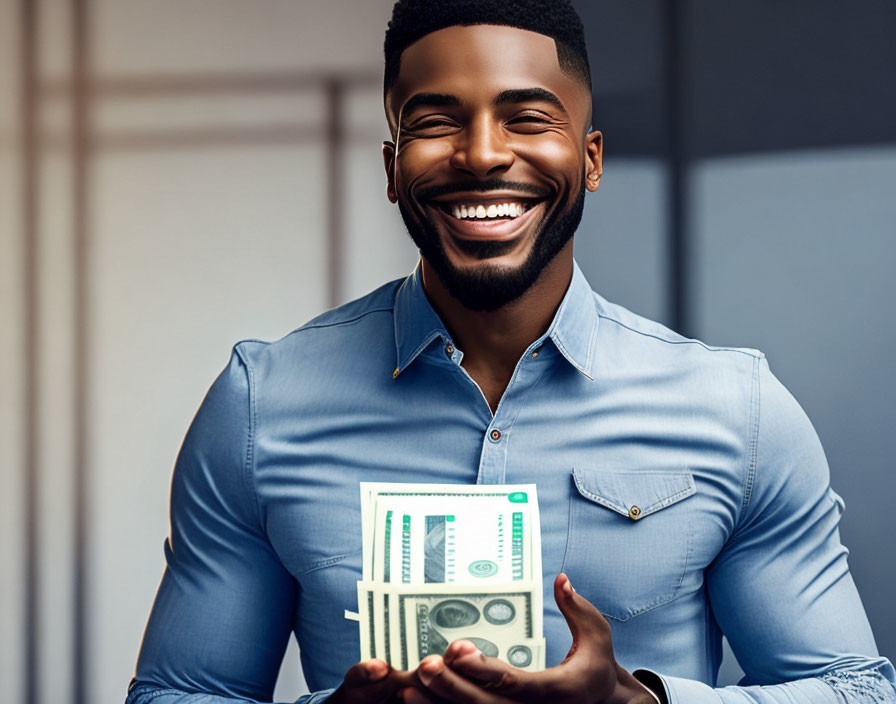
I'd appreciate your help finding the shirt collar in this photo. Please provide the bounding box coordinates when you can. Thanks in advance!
[393,263,450,376]
[543,261,598,380]
[393,260,598,380]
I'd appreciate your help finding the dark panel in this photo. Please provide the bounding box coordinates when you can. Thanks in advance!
[576,0,691,335]
[577,0,896,158]
[683,0,896,156]
[574,0,667,157]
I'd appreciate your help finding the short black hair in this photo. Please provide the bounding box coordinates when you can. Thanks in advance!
[383,0,591,94]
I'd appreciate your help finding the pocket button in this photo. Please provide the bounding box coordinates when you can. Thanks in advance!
[628,505,642,520]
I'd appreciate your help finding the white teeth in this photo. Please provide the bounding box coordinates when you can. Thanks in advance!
[448,202,531,220]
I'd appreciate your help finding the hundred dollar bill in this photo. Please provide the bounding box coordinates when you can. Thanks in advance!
[406,591,536,669]
[383,582,544,671]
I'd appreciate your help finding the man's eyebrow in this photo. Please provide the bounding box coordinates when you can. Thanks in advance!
[494,88,567,114]
[400,92,461,117]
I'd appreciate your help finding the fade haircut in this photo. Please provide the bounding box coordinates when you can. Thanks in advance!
[383,0,591,95]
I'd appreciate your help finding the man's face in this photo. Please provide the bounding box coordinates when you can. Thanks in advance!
[384,24,602,311]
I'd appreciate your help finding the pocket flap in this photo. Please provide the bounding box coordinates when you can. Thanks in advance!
[572,467,696,520]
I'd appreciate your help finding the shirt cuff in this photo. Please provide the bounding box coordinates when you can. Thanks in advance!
[634,670,723,704]
[638,682,662,704]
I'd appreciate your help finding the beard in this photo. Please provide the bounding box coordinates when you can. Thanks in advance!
[398,182,586,312]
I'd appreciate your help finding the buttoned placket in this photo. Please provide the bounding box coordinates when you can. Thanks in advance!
[437,338,549,486]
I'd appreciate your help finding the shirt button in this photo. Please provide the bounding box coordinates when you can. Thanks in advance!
[445,343,455,356]
[489,429,502,442]
[628,505,642,520]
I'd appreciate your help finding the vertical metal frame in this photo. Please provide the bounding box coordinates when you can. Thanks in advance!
[326,79,345,308]
[20,0,40,701]
[71,1,90,702]
[664,0,689,337]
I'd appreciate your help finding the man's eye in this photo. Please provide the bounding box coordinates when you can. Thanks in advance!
[506,115,552,130]
[407,119,458,133]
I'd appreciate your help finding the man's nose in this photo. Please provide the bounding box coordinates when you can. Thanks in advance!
[449,117,514,177]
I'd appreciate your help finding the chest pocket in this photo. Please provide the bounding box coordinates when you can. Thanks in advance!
[561,467,696,622]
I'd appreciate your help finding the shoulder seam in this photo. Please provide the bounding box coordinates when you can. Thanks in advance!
[289,304,394,335]
[742,354,762,520]
[233,305,395,349]
[234,344,265,532]
[595,310,763,359]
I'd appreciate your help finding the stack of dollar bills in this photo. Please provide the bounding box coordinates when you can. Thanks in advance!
[357,483,545,671]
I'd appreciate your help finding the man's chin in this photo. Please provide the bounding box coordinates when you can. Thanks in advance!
[431,262,535,312]
[451,236,520,261]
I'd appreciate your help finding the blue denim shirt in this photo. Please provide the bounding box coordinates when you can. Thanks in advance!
[128,263,896,704]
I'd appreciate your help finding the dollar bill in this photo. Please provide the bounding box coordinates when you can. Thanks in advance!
[400,586,541,671]
[357,484,545,672]
[363,484,542,585]
[358,581,546,671]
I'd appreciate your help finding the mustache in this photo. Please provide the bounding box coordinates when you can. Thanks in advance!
[415,179,553,201]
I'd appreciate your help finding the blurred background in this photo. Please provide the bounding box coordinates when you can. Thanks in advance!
[1,1,894,702]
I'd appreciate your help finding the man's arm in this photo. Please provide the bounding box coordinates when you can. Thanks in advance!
[639,356,896,703]
[127,347,425,704]
[126,347,306,702]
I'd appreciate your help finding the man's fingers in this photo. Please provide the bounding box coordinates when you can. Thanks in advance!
[442,640,538,692]
[442,639,481,666]
[340,659,387,690]
[400,687,440,704]
[553,573,611,660]
[343,658,390,686]
[443,641,512,686]
[554,572,613,667]
[417,655,514,704]
[334,660,418,704]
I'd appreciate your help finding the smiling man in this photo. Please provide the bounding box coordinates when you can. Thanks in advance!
[126,2,896,704]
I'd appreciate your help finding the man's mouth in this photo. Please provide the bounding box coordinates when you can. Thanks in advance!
[417,181,551,226]
[444,201,531,220]
[419,193,548,244]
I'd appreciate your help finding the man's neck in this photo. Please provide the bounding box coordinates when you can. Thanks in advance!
[421,245,574,413]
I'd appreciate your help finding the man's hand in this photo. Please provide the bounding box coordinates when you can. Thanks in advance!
[328,658,420,704]
[403,574,658,704]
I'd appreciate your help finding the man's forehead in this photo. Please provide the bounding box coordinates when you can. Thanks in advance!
[388,24,583,112]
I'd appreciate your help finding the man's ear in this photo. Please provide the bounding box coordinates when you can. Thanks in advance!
[584,131,603,192]
[382,141,398,203]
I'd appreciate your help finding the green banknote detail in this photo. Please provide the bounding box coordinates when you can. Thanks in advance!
[384,510,393,583]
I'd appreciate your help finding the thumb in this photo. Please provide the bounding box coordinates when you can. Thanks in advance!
[553,573,609,662]
[343,659,390,686]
